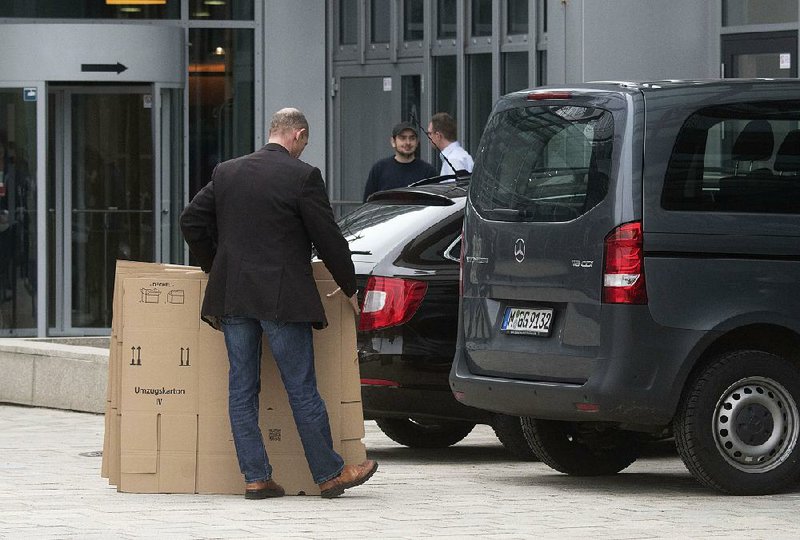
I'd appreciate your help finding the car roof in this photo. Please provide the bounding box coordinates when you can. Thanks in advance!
[366,179,469,205]
[509,78,800,95]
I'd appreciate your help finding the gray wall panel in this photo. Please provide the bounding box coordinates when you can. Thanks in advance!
[263,2,327,176]
[550,0,713,83]
[0,24,184,84]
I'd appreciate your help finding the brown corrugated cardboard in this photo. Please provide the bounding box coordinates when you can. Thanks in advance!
[121,277,202,337]
[195,414,242,495]
[103,260,368,496]
[120,330,199,414]
[119,413,198,493]
[341,439,368,464]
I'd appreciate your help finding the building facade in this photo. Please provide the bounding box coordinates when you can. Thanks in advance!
[0,0,797,337]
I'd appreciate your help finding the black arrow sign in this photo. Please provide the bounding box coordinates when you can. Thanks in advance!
[81,62,128,74]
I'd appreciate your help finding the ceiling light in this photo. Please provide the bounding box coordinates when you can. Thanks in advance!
[214,46,225,56]
[119,6,143,12]
[193,11,210,17]
[204,0,226,6]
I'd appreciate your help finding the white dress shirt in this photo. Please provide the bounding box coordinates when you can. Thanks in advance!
[439,141,474,176]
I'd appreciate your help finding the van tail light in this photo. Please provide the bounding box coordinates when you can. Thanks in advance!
[602,221,647,304]
[358,276,428,331]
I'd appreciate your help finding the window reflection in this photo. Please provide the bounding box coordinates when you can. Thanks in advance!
[468,53,492,152]
[189,0,253,20]
[0,91,37,334]
[507,0,528,34]
[437,0,457,39]
[404,0,424,41]
[371,0,391,43]
[434,56,457,118]
[434,56,457,172]
[340,0,359,45]
[188,28,254,200]
[723,0,798,26]
[503,52,529,93]
[0,0,179,18]
[338,203,431,254]
[471,0,492,37]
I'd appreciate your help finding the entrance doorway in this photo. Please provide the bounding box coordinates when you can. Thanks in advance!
[333,66,426,217]
[48,85,182,333]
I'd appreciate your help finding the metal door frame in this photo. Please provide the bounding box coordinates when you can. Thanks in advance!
[0,82,47,337]
[49,84,161,335]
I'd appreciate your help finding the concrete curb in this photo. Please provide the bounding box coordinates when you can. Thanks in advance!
[0,338,109,414]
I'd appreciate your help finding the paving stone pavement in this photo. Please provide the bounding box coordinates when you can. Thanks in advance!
[1,404,800,539]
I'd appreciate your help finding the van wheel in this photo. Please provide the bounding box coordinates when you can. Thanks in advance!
[521,418,640,475]
[492,414,538,460]
[375,418,475,448]
[675,350,800,495]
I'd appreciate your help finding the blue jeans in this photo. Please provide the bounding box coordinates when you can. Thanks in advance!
[220,316,344,485]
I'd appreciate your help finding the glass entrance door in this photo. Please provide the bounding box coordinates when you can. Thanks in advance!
[49,87,155,332]
[0,87,40,335]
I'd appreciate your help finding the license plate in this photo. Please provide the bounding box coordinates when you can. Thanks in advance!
[501,307,553,336]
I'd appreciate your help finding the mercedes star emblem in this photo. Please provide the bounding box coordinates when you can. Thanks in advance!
[514,238,525,263]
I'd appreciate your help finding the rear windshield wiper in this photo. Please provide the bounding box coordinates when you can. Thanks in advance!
[484,208,533,221]
[350,250,372,255]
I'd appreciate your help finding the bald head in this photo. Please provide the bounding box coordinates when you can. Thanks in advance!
[269,108,309,137]
[268,107,310,158]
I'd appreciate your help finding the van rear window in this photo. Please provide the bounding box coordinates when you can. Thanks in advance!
[469,105,613,222]
[662,101,800,214]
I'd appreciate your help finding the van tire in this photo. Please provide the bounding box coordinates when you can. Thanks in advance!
[521,418,640,475]
[375,418,475,448]
[492,414,538,461]
[675,350,800,495]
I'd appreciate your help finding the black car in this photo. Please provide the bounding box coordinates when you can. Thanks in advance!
[338,178,534,459]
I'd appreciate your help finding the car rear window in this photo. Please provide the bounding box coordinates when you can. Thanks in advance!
[661,101,800,214]
[470,105,614,222]
[337,202,457,257]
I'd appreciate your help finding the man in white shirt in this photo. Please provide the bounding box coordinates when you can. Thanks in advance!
[427,112,474,177]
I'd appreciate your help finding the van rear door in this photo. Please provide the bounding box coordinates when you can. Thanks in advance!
[460,88,643,383]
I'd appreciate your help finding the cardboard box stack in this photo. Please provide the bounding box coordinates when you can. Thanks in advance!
[101,261,367,495]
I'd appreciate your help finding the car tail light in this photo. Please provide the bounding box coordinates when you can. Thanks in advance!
[360,378,400,387]
[602,221,647,304]
[358,276,428,331]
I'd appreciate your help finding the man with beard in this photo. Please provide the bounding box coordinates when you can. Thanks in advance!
[362,121,437,201]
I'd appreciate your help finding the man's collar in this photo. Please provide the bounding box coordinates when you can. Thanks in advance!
[442,141,460,153]
[264,142,289,154]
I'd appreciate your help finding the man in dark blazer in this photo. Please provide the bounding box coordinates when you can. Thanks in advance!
[180,108,378,499]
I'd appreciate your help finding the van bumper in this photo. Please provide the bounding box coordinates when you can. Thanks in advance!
[449,323,713,429]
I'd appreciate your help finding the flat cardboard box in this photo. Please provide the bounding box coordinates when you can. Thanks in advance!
[102,260,367,495]
[103,262,205,486]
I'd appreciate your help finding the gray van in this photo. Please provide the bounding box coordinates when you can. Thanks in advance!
[451,79,800,495]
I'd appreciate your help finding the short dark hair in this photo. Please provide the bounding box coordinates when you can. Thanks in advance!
[430,112,457,142]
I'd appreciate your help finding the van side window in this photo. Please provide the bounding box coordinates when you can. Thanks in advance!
[470,106,613,222]
[661,101,800,214]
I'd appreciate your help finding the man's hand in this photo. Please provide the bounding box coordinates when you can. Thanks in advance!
[348,294,360,317]
[326,287,361,317]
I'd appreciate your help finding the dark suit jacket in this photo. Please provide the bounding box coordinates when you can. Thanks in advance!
[180,143,356,329]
